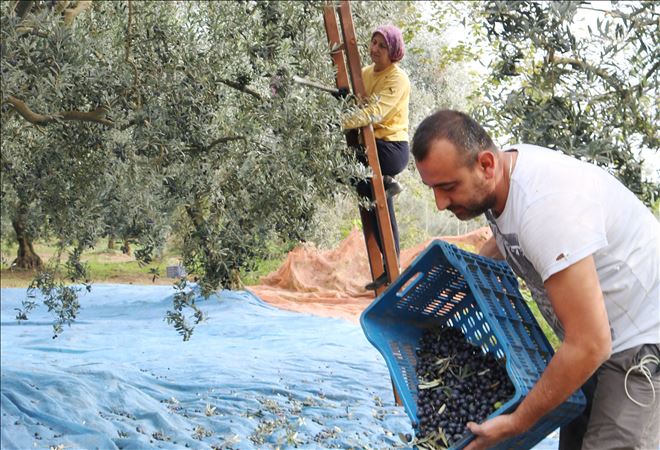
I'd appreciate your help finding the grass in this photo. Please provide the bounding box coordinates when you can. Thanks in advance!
[520,287,560,349]
[0,241,181,288]
[240,257,285,286]
[0,240,286,289]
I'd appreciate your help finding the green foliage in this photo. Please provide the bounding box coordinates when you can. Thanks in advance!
[239,256,284,287]
[23,263,90,339]
[401,7,477,131]
[471,1,659,205]
[1,0,407,339]
[165,277,204,341]
[520,287,560,349]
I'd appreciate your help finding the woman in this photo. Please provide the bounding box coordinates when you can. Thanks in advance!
[342,24,410,290]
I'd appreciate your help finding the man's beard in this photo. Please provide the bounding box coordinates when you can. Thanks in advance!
[449,190,496,221]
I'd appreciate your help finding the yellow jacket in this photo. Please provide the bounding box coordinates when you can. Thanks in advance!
[342,63,410,142]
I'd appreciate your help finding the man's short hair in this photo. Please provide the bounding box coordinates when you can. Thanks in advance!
[412,110,497,165]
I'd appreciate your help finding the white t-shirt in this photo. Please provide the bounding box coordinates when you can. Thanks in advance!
[485,144,660,353]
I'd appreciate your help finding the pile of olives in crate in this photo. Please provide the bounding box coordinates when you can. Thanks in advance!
[412,327,515,448]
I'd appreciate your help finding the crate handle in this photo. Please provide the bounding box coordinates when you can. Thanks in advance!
[396,271,425,298]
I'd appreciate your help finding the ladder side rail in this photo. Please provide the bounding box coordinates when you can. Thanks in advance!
[337,0,400,283]
[323,1,403,406]
[322,7,350,90]
[323,3,386,293]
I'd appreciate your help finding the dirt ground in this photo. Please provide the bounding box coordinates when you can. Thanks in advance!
[248,227,492,323]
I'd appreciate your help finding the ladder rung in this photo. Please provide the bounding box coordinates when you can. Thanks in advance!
[329,43,345,53]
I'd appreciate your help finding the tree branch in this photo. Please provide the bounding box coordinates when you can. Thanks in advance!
[63,0,91,26]
[182,67,262,101]
[576,6,610,14]
[13,0,35,19]
[123,0,142,108]
[206,135,246,151]
[15,26,49,37]
[218,78,263,100]
[643,58,660,83]
[6,95,114,126]
[54,1,71,14]
[549,56,623,92]
[577,5,660,19]
[125,0,133,62]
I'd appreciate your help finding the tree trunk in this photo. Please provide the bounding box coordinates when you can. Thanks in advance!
[14,1,35,19]
[11,213,42,270]
[122,238,131,256]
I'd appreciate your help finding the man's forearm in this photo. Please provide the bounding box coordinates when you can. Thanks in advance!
[511,255,613,431]
[510,339,609,432]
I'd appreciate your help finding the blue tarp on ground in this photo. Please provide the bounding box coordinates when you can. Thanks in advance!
[1,285,559,449]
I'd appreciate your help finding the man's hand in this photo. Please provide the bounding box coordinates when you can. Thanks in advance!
[464,414,525,450]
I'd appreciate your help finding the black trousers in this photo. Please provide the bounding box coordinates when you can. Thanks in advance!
[355,139,409,257]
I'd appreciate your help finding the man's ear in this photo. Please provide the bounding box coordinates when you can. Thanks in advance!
[477,151,497,179]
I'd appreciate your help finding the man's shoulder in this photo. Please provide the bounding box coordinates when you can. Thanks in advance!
[508,143,600,184]
[503,144,602,219]
[504,143,563,159]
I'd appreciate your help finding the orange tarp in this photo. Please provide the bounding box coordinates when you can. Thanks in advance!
[247,227,492,324]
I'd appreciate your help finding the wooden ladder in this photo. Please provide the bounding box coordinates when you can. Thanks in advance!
[322,0,400,297]
[323,0,402,406]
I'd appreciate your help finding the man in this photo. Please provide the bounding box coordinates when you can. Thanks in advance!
[412,109,660,450]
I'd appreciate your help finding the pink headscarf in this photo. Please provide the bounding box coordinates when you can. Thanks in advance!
[372,25,405,62]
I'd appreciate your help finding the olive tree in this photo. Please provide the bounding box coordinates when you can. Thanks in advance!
[465,1,659,205]
[1,0,405,338]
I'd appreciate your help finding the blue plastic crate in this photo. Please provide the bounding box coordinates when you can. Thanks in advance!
[360,240,586,450]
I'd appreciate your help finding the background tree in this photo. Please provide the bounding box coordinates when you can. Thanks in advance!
[11,1,652,340]
[392,15,488,245]
[461,0,659,205]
